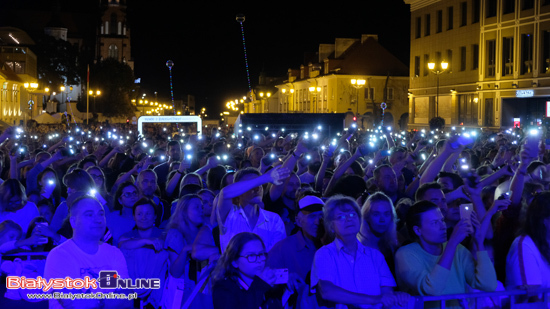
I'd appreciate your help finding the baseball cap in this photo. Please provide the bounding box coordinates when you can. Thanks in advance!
[298,195,324,213]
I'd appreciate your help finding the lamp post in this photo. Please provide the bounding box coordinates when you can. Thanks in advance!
[23,82,38,125]
[427,61,449,117]
[88,90,101,123]
[281,88,294,112]
[308,86,321,113]
[351,78,366,116]
[259,92,271,113]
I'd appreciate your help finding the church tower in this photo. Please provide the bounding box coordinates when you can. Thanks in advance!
[96,0,133,70]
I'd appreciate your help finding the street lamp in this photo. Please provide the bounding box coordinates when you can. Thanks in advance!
[308,86,321,113]
[351,79,366,116]
[427,61,449,117]
[88,89,101,123]
[23,82,38,124]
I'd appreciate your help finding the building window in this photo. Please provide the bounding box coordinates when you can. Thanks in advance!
[460,2,467,26]
[109,44,118,59]
[521,34,533,75]
[110,13,117,35]
[460,46,467,71]
[487,0,497,17]
[386,88,394,100]
[472,44,479,70]
[503,0,515,14]
[502,37,514,76]
[486,40,496,77]
[522,0,534,10]
[414,56,420,77]
[543,31,550,73]
[472,0,480,23]
[416,17,421,38]
[364,88,375,100]
[437,10,443,33]
[458,94,479,125]
[447,7,454,30]
[425,14,431,36]
[5,61,25,74]
[424,54,430,76]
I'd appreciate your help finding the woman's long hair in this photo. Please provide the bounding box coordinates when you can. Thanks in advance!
[523,191,550,264]
[361,192,399,256]
[165,194,203,244]
[211,232,264,286]
[0,179,27,212]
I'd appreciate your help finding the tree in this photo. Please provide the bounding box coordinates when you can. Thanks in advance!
[429,116,446,131]
[90,58,136,117]
[34,34,81,88]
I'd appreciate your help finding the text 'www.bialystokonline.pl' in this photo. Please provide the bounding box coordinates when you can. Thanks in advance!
[24,291,138,301]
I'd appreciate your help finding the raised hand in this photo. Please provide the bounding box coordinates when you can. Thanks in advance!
[269,166,291,185]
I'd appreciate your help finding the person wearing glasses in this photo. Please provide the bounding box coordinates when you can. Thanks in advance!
[211,232,281,309]
[107,181,140,246]
[311,195,409,309]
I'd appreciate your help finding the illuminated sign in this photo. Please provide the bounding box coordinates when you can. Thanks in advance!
[516,90,534,97]
[137,116,202,136]
[513,118,520,128]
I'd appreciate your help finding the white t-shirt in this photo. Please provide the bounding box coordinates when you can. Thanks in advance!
[218,205,286,252]
[0,201,39,232]
[506,235,550,288]
[43,239,130,309]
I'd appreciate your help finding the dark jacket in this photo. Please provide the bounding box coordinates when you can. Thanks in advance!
[212,276,282,309]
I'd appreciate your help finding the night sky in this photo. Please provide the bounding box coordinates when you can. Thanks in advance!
[2,0,411,115]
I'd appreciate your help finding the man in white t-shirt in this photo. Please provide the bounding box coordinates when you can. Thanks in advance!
[43,196,131,309]
[217,167,290,252]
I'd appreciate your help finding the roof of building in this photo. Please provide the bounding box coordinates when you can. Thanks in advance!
[335,36,409,77]
[0,65,24,83]
[0,27,36,45]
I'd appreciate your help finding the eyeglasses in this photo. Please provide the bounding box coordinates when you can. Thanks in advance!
[335,212,358,221]
[240,252,268,263]
[90,174,104,180]
[122,191,139,198]
[7,199,22,206]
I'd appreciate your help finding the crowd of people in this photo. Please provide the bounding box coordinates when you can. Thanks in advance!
[0,119,548,309]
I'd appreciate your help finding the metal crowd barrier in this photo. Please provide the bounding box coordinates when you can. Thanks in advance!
[407,288,550,309]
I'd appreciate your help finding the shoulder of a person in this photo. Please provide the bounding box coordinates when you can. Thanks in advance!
[511,235,538,253]
[260,208,283,220]
[395,242,420,256]
[99,241,125,254]
[315,241,338,257]
[213,276,239,291]
[46,239,75,258]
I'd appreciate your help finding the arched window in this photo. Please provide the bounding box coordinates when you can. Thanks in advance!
[109,44,118,59]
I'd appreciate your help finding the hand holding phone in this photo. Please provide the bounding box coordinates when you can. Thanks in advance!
[459,203,473,228]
